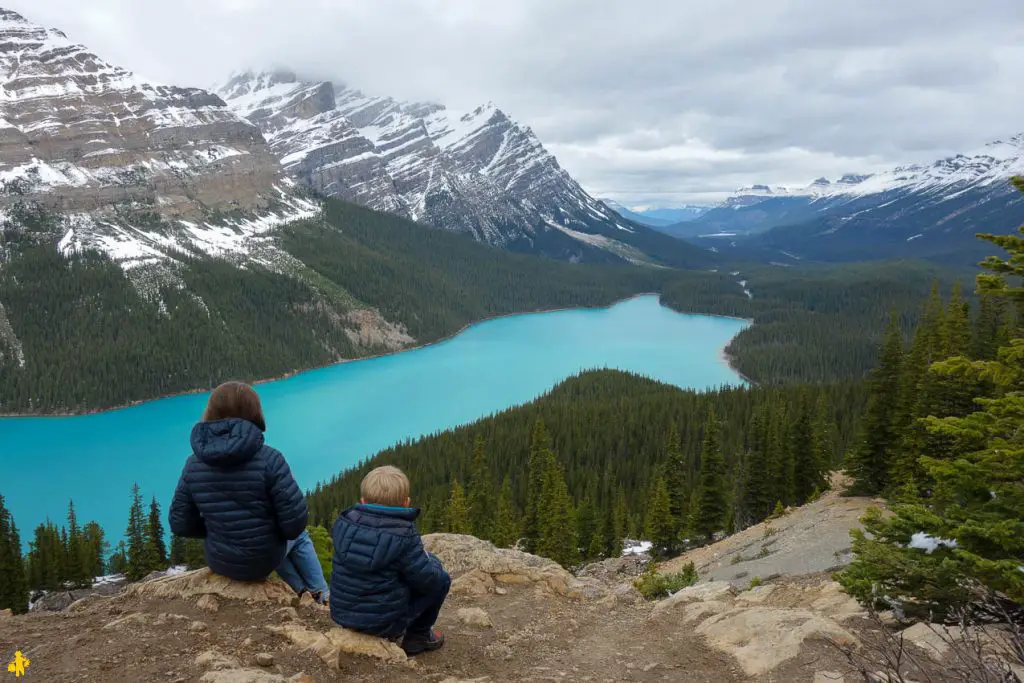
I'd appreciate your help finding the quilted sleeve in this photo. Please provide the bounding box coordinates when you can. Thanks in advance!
[265,449,309,541]
[397,534,450,595]
[168,460,206,538]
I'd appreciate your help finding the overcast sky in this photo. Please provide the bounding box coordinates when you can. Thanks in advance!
[12,0,1024,206]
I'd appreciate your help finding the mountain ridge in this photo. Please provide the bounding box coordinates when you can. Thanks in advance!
[216,69,710,267]
[673,135,1024,264]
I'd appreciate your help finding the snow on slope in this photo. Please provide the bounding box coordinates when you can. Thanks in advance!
[0,10,323,293]
[217,70,631,256]
[721,135,1024,208]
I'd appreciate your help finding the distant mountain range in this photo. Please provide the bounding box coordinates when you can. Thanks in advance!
[216,70,707,267]
[600,200,709,228]
[674,138,1024,265]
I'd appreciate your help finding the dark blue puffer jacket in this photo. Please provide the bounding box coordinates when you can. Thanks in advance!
[168,418,308,581]
[329,504,450,634]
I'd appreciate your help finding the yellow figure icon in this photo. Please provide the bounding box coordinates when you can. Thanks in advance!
[6,650,29,677]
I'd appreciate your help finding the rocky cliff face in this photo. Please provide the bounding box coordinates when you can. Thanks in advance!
[218,70,684,264]
[0,8,320,276]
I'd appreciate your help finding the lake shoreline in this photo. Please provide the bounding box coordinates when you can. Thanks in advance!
[0,293,753,419]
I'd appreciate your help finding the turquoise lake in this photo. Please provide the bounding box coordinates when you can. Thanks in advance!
[0,295,748,544]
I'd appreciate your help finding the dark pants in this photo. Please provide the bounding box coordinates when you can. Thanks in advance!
[371,574,451,640]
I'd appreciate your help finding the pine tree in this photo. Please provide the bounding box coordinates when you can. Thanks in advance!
[535,459,579,567]
[64,500,92,586]
[491,475,521,548]
[693,408,728,544]
[467,435,494,540]
[444,479,471,534]
[183,539,206,570]
[662,422,688,534]
[740,404,774,526]
[523,419,554,552]
[0,494,29,614]
[607,487,627,557]
[125,484,149,581]
[971,294,1006,361]
[146,497,168,572]
[81,521,108,579]
[644,476,675,557]
[27,521,63,590]
[108,541,129,575]
[169,535,186,567]
[575,494,599,559]
[790,393,824,505]
[845,315,904,494]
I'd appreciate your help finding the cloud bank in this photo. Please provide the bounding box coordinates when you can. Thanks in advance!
[11,0,1024,205]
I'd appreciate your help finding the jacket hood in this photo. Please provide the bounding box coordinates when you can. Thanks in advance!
[339,504,421,571]
[190,418,265,467]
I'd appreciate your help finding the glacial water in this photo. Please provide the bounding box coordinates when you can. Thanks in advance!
[0,295,749,544]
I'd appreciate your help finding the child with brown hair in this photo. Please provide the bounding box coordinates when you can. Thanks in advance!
[169,381,329,603]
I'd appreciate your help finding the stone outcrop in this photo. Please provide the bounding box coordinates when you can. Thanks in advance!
[423,533,605,600]
[123,568,296,606]
[266,623,407,667]
[650,578,862,677]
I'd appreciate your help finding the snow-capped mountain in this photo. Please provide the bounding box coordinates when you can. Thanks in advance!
[677,137,1024,264]
[217,70,703,265]
[0,8,319,278]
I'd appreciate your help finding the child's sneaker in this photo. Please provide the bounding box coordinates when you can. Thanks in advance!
[402,628,445,656]
[311,590,329,606]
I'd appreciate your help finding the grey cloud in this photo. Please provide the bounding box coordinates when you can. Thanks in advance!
[8,0,1023,206]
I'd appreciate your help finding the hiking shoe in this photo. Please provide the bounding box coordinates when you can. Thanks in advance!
[402,628,445,656]
[311,590,330,606]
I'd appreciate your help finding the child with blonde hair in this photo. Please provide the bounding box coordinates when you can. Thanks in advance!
[329,465,451,655]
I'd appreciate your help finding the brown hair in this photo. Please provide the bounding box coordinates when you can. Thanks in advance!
[202,381,266,432]
[360,466,411,506]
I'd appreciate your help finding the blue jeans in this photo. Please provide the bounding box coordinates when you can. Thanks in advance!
[276,530,329,597]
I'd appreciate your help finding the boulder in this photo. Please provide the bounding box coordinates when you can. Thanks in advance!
[451,569,495,596]
[123,568,295,606]
[189,620,209,633]
[457,607,493,628]
[808,581,864,621]
[266,622,406,668]
[196,650,241,672]
[423,534,605,600]
[650,581,736,618]
[255,653,274,667]
[576,555,648,583]
[900,623,956,660]
[694,607,858,677]
[735,585,776,604]
[196,595,220,613]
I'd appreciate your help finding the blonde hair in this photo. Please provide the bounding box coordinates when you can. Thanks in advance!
[360,466,410,506]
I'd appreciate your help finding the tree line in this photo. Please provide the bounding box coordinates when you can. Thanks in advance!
[1,196,968,414]
[0,484,208,614]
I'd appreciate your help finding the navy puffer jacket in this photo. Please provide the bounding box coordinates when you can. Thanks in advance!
[168,418,308,581]
[329,504,450,634]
